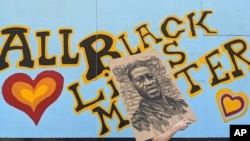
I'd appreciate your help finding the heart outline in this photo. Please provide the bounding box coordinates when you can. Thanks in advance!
[221,94,244,117]
[2,70,64,125]
[216,88,249,122]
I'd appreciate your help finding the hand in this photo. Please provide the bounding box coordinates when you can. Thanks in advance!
[152,118,192,141]
[172,118,191,131]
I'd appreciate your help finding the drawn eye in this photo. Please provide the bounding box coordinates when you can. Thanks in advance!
[135,77,144,83]
[146,73,154,80]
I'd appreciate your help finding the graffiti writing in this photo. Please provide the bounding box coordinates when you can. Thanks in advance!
[1,9,249,136]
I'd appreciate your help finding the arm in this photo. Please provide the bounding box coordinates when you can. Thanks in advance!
[152,118,191,141]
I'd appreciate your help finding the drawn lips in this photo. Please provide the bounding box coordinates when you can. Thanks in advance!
[147,88,158,93]
[146,85,159,92]
[2,71,64,125]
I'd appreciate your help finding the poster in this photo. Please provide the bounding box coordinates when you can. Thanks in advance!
[109,49,197,141]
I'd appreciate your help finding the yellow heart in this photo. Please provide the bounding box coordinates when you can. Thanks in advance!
[12,78,56,111]
[223,96,242,114]
[21,85,48,102]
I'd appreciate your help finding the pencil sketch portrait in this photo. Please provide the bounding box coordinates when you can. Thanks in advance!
[109,50,196,140]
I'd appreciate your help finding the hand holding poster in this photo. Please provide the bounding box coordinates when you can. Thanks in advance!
[109,49,197,141]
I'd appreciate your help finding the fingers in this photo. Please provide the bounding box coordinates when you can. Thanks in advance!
[182,118,192,129]
[186,120,192,125]
[182,118,192,124]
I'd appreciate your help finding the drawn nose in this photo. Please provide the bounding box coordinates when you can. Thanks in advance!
[144,77,154,85]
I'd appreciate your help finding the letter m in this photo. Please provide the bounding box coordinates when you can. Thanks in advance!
[92,101,129,136]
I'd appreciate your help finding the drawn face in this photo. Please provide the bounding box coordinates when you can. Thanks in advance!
[130,66,162,100]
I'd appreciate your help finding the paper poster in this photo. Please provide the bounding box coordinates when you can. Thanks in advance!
[109,49,197,141]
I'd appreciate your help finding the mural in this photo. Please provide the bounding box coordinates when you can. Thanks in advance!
[0,0,250,139]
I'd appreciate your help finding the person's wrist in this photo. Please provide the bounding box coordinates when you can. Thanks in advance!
[170,124,179,132]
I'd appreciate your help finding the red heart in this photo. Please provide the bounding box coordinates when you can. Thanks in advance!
[2,71,64,125]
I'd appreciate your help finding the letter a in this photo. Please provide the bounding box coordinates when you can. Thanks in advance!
[234,129,241,136]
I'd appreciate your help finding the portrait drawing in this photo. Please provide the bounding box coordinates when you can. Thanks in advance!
[108,49,197,141]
